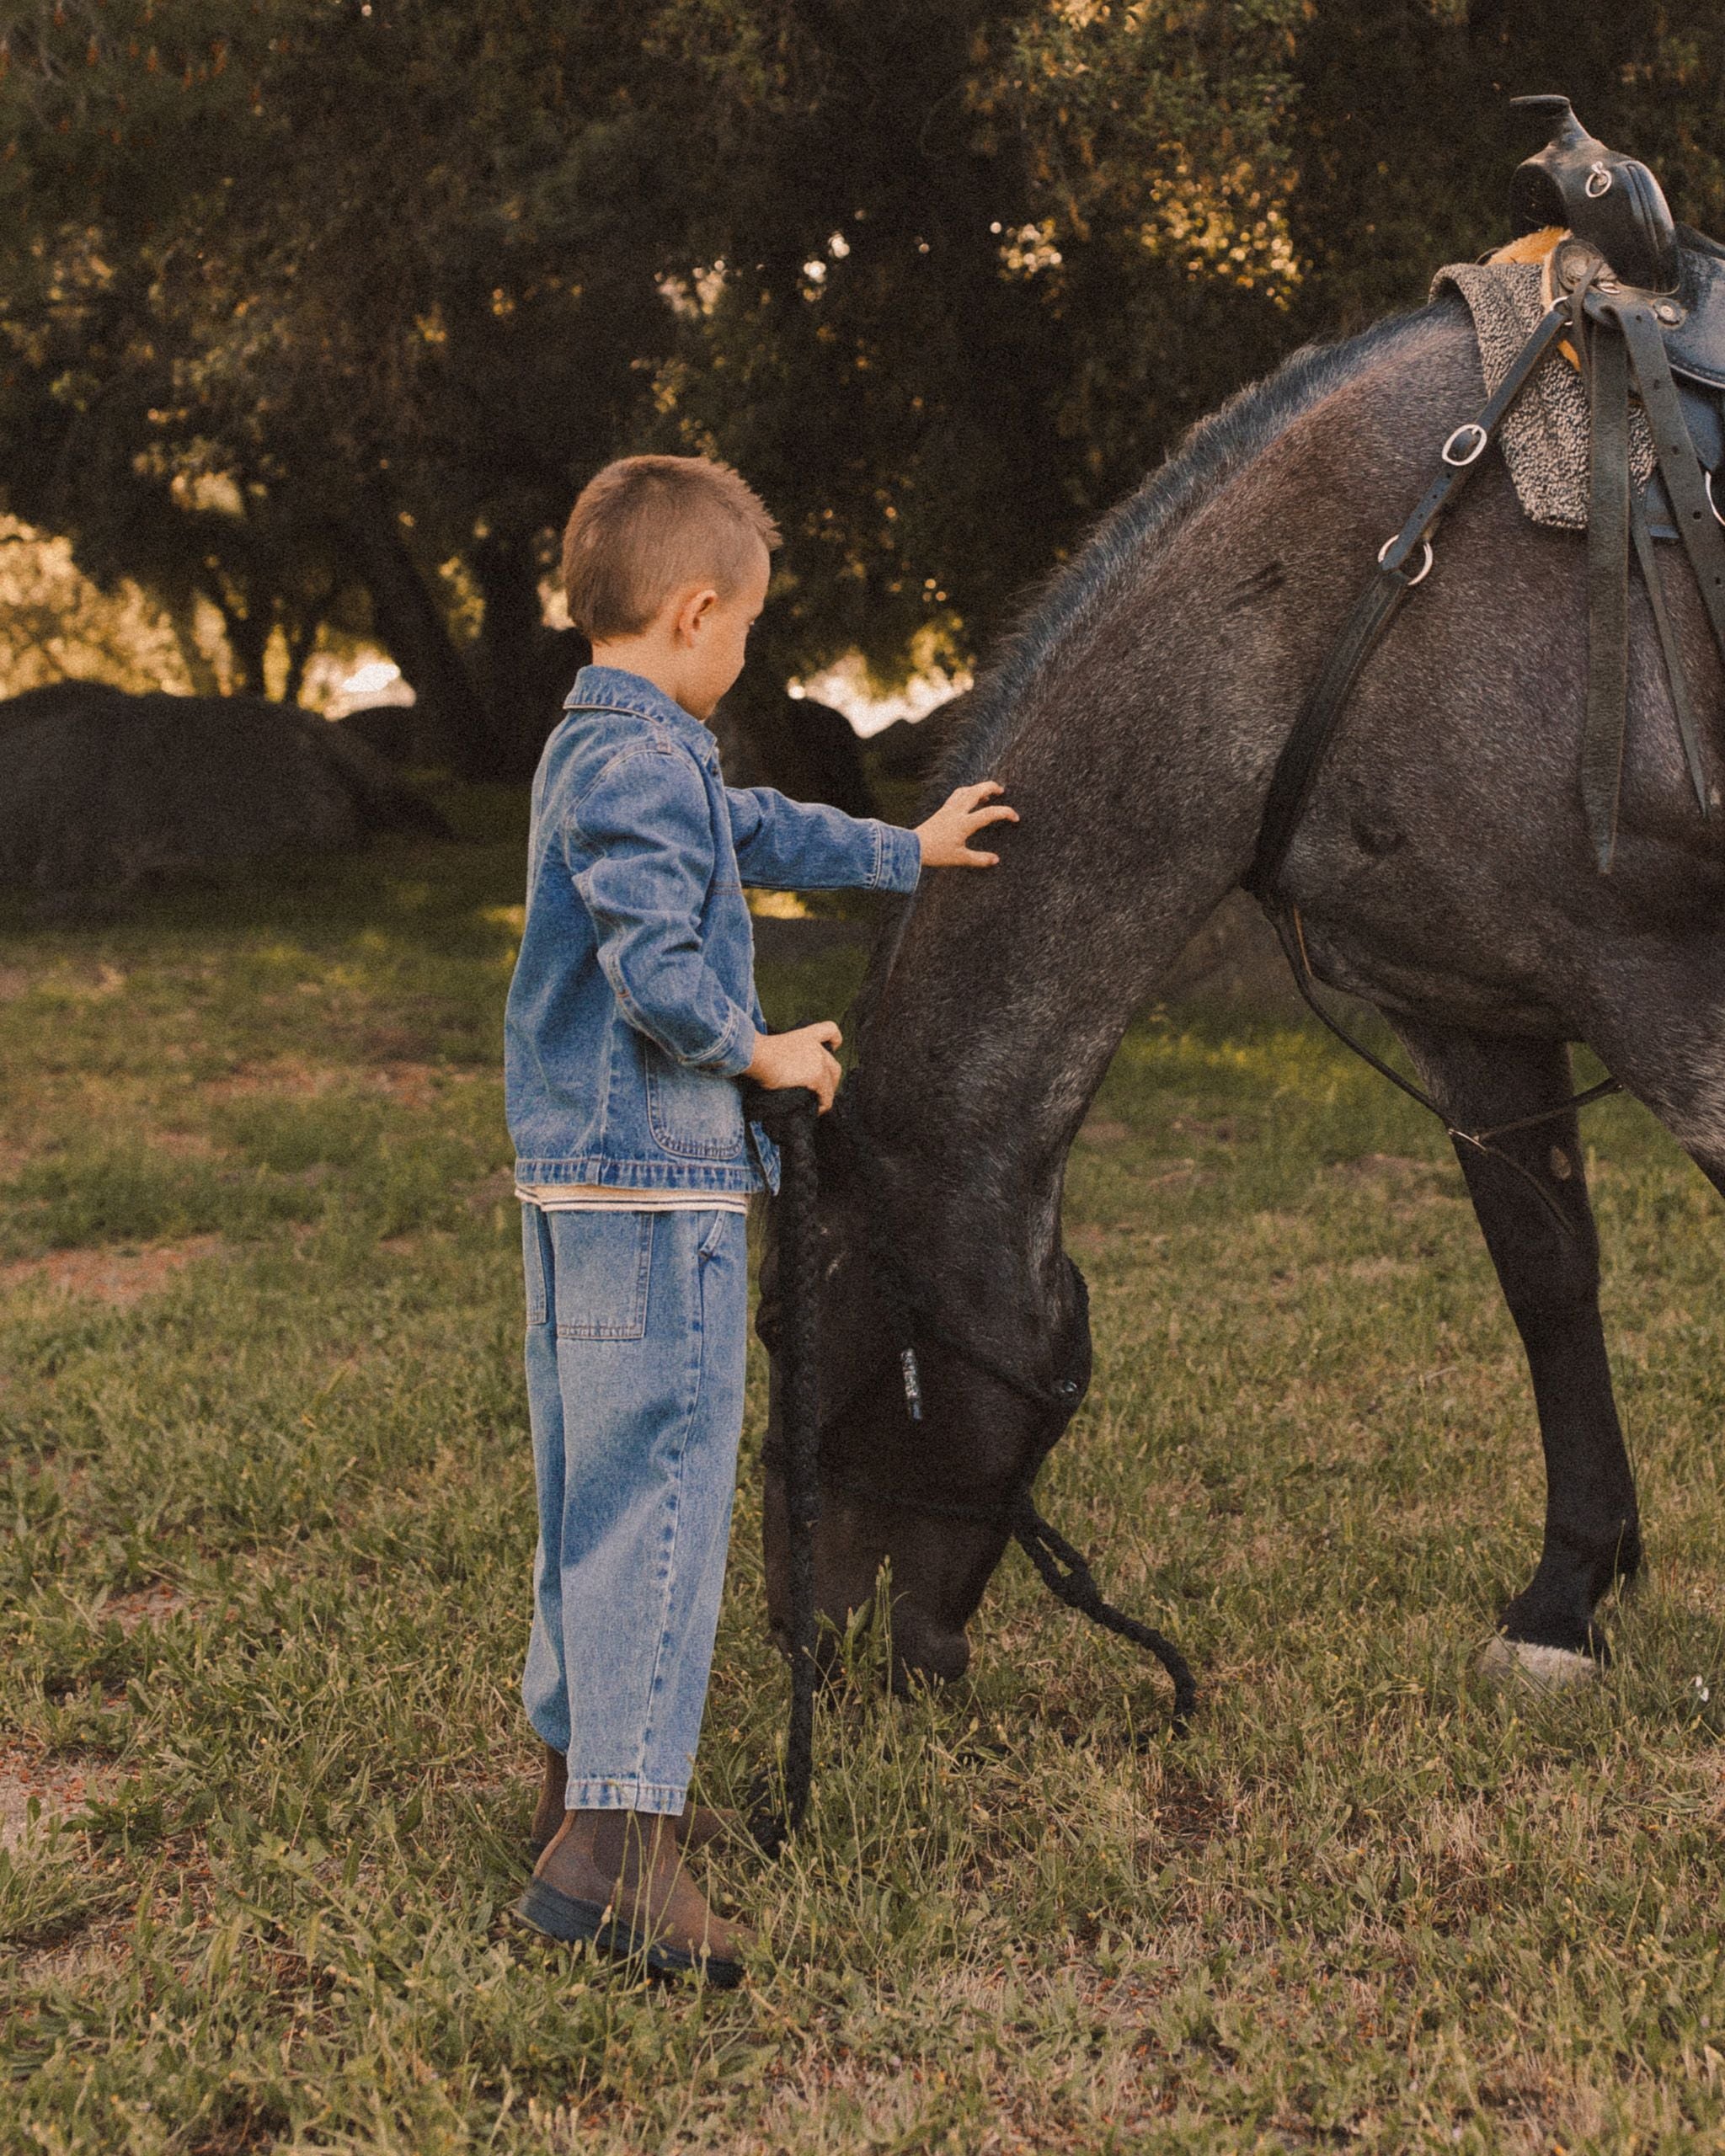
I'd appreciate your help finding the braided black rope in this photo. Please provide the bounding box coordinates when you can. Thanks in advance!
[742,1082,823,1857]
[825,1100,1197,1733]
[743,1079,1197,1854]
[1011,1500,1197,1732]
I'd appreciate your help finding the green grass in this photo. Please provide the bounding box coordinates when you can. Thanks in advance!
[4,807,1725,2153]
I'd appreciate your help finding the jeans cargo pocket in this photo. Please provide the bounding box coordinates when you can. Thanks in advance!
[550,1210,655,1340]
[521,1203,550,1326]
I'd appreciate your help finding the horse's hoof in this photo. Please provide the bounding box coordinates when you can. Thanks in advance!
[1478,1636,1599,1689]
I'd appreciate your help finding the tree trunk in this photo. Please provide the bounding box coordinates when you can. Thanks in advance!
[472,525,582,783]
[345,483,494,774]
[280,611,316,708]
[202,569,269,696]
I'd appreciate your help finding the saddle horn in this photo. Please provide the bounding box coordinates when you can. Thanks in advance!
[1509,93,1680,294]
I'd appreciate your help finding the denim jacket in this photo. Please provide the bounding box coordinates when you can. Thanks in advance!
[505,665,922,1194]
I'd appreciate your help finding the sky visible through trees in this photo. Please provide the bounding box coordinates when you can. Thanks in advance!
[2,3,1723,776]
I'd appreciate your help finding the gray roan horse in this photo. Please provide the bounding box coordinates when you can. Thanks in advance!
[758,284,1725,1702]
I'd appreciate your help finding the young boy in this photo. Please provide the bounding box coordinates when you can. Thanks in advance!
[505,454,1015,1983]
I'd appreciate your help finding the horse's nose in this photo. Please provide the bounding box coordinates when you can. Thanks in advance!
[889,1604,970,1689]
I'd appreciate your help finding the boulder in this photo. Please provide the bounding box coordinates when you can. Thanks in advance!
[0,684,449,897]
[334,701,427,765]
[709,690,874,816]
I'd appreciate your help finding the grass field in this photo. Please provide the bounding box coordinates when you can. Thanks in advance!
[5,797,1725,2154]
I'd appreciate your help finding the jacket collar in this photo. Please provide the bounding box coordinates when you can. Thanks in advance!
[563,664,713,743]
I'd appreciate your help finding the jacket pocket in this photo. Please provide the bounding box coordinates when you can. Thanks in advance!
[550,1211,655,1340]
[644,1042,746,1161]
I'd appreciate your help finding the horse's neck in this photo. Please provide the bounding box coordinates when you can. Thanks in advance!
[853,807,1204,1315]
[847,310,1461,1292]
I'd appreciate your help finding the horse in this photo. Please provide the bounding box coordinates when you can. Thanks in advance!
[756,288,1725,1704]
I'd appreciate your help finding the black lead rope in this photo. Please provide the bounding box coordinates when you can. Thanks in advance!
[743,1082,1194,1854]
[744,1083,821,1859]
[1011,1500,1198,1731]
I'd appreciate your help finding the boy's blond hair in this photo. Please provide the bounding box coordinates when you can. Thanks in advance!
[561,454,782,640]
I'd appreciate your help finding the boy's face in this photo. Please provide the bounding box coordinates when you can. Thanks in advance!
[666,539,772,721]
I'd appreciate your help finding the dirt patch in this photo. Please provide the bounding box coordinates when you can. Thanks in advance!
[0,1235,225,1306]
[13,1905,133,1984]
[1079,1117,1131,1146]
[463,1167,516,1213]
[149,1129,223,1160]
[0,1743,120,1853]
[0,964,32,1001]
[201,1055,338,1102]
[360,1027,446,1065]
[370,1060,451,1107]
[100,1582,190,1633]
[1329,1153,1442,1186]
[1144,1161,1215,1193]
[1172,1116,1255,1145]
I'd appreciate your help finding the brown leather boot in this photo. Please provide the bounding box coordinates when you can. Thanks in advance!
[527,1746,739,1862]
[513,1806,752,1987]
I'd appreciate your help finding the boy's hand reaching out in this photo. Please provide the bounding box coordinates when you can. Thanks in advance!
[916,781,1017,868]
[744,1020,843,1113]
[740,783,1013,1119]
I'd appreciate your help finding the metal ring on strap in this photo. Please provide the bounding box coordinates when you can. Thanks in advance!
[1707,468,1725,529]
[1442,422,1489,467]
[1585,163,1613,199]
[1378,535,1434,586]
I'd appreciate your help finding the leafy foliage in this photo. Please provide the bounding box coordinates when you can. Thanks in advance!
[3,3,1725,774]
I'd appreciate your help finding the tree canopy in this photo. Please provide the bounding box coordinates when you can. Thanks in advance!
[3,2,1722,776]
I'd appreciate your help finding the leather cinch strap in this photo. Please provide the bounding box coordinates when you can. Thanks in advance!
[1582,291,1722,864]
[1628,489,1710,817]
[1583,303,1632,868]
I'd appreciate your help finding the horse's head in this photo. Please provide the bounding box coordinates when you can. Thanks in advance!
[756,1112,1089,1692]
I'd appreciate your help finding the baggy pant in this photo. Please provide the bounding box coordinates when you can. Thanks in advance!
[518,1203,750,1815]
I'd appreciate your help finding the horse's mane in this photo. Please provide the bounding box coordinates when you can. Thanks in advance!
[846,299,1454,1043]
[932,301,1446,796]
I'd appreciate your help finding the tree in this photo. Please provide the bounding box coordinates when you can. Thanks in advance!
[0,3,693,774]
[638,0,1304,683]
[3,3,1725,779]
[1284,0,1725,340]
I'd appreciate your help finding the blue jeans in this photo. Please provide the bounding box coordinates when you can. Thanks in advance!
[520,1203,750,1816]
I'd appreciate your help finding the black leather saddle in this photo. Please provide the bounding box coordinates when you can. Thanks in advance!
[1510,93,1680,292]
[1541,232,1725,536]
[1514,98,1725,536]
[1252,94,1725,905]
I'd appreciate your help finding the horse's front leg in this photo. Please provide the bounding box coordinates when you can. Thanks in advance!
[1388,1018,1640,1676]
